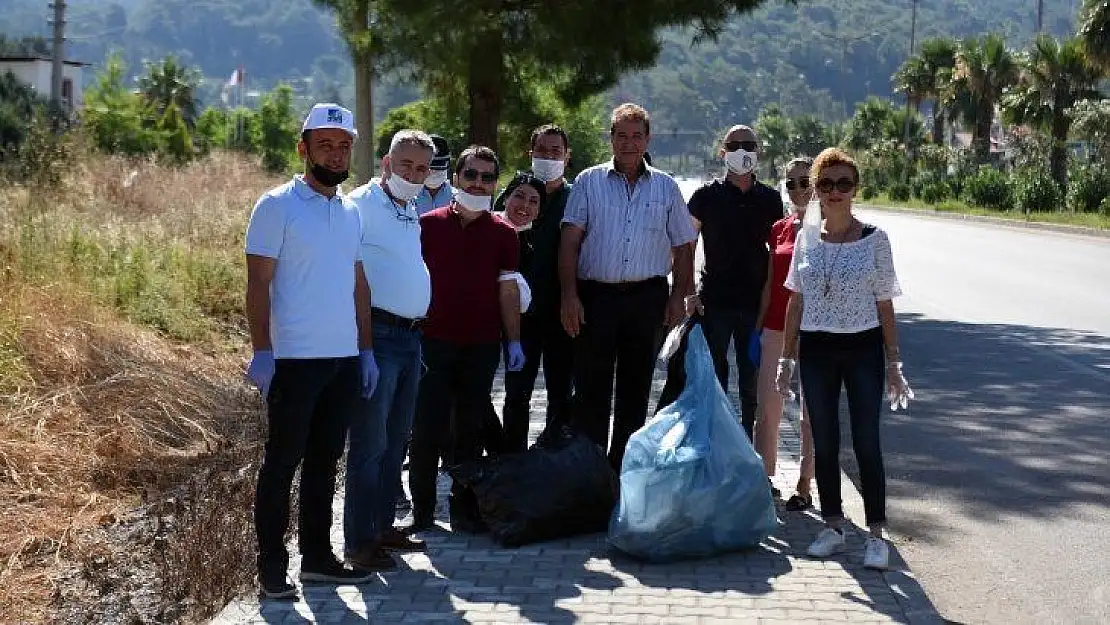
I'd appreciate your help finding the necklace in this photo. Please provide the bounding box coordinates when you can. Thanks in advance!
[821,219,857,296]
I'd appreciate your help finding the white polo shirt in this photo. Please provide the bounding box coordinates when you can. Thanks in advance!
[349,181,431,320]
[245,176,363,359]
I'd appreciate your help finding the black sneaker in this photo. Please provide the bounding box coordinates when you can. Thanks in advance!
[259,571,298,600]
[300,558,376,585]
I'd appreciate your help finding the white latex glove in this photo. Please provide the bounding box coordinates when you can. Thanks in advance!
[886,361,915,411]
[775,358,797,401]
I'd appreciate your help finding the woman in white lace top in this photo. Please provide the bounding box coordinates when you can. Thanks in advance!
[775,147,914,571]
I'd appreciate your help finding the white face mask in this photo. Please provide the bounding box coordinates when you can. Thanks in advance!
[385,174,423,201]
[724,149,758,176]
[454,189,492,212]
[424,169,449,189]
[531,158,565,182]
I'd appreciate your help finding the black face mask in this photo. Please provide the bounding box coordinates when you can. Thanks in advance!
[306,151,349,187]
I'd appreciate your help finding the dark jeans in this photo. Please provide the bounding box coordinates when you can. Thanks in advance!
[798,328,887,526]
[254,357,360,575]
[344,323,422,553]
[408,337,501,522]
[502,313,575,452]
[572,277,668,470]
[700,305,759,439]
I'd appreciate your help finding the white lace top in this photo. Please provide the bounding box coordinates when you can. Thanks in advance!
[784,227,902,333]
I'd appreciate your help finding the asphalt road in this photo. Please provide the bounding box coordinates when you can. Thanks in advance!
[676,179,1110,625]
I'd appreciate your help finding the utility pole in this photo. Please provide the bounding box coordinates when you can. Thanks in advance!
[1036,0,1044,33]
[49,0,67,106]
[901,0,918,183]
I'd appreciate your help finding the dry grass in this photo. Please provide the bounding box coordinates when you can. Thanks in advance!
[0,149,285,623]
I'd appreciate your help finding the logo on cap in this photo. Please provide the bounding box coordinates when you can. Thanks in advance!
[327,108,344,124]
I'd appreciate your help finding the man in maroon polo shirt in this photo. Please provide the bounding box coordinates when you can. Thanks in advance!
[406,145,524,534]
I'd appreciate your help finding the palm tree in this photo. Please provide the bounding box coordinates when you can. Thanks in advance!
[893,56,931,113]
[947,34,1019,162]
[1079,0,1110,71]
[137,56,200,129]
[1001,35,1103,188]
[918,38,958,144]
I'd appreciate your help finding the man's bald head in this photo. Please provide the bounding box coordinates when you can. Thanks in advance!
[724,125,759,146]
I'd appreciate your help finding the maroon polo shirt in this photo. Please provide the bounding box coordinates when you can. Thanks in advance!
[420,206,520,344]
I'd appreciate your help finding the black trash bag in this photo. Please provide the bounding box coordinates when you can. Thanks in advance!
[449,427,618,547]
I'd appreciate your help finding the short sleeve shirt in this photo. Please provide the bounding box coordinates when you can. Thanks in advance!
[420,207,519,344]
[244,176,363,358]
[784,226,902,333]
[561,161,697,282]
[349,181,431,320]
[688,178,785,310]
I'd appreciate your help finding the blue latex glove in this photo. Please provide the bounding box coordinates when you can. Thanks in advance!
[246,350,276,397]
[747,330,762,366]
[359,349,380,399]
[506,340,526,372]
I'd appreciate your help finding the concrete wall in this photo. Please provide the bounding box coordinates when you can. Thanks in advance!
[0,60,85,108]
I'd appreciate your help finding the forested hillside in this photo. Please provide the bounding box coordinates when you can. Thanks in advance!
[1,0,1081,127]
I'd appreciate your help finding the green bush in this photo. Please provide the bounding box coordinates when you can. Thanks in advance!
[964,167,1013,210]
[1100,197,1110,216]
[1066,164,1110,213]
[919,181,951,204]
[861,186,878,201]
[1012,167,1063,213]
[888,182,911,202]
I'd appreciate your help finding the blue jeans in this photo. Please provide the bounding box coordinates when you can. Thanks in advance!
[700,306,759,439]
[798,328,887,525]
[343,323,422,553]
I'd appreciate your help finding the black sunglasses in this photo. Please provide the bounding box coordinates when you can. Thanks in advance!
[724,140,759,152]
[816,177,857,193]
[785,177,810,191]
[462,168,498,184]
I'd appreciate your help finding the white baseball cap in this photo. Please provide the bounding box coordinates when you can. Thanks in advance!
[302,103,357,139]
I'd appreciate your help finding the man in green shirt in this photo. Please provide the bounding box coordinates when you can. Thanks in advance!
[493,124,575,451]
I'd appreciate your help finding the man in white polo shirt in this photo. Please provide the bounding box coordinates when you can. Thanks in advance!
[343,129,434,572]
[244,103,378,599]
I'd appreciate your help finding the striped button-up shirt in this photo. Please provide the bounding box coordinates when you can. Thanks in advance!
[562,160,697,282]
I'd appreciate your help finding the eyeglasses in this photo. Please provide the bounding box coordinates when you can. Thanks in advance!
[461,168,498,184]
[816,177,857,193]
[724,140,759,152]
[785,177,810,191]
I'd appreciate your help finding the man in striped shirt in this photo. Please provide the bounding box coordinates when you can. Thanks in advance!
[558,103,697,470]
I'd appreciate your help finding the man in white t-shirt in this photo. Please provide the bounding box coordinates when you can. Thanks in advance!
[343,130,435,571]
[244,103,378,599]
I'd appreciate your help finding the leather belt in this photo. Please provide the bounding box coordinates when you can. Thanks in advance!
[371,307,423,330]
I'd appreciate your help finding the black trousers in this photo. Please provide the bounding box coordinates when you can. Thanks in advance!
[572,277,668,470]
[408,337,501,522]
[501,313,575,452]
[254,357,360,575]
[700,306,760,439]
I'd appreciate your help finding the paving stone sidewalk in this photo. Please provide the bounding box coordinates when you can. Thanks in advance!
[212,366,942,625]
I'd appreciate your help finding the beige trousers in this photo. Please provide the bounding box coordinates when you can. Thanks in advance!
[755,329,815,481]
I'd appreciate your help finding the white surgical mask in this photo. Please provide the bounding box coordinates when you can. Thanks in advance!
[725,149,758,176]
[385,174,423,201]
[424,169,449,189]
[531,158,565,182]
[454,189,492,212]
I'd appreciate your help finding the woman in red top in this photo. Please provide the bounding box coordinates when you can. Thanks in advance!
[754,157,816,511]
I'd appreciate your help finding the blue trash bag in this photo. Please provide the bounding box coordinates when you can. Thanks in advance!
[607,322,777,562]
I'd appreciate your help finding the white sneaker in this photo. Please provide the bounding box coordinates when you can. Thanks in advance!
[863,536,891,570]
[806,528,847,557]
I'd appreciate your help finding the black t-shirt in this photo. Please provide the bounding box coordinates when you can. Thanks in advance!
[687,178,785,311]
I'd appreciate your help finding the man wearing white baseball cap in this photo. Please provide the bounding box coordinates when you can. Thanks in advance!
[244,102,379,599]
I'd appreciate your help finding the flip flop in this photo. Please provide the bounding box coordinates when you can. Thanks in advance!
[785,493,813,511]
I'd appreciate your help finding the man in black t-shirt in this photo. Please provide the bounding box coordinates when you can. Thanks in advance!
[685,125,785,439]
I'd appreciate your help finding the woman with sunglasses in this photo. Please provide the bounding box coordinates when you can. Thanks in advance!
[753,157,816,512]
[776,148,913,570]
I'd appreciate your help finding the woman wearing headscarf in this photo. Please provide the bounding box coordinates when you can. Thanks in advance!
[753,157,816,511]
[776,147,914,570]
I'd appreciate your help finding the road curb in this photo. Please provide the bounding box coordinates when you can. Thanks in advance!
[861,203,1110,239]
